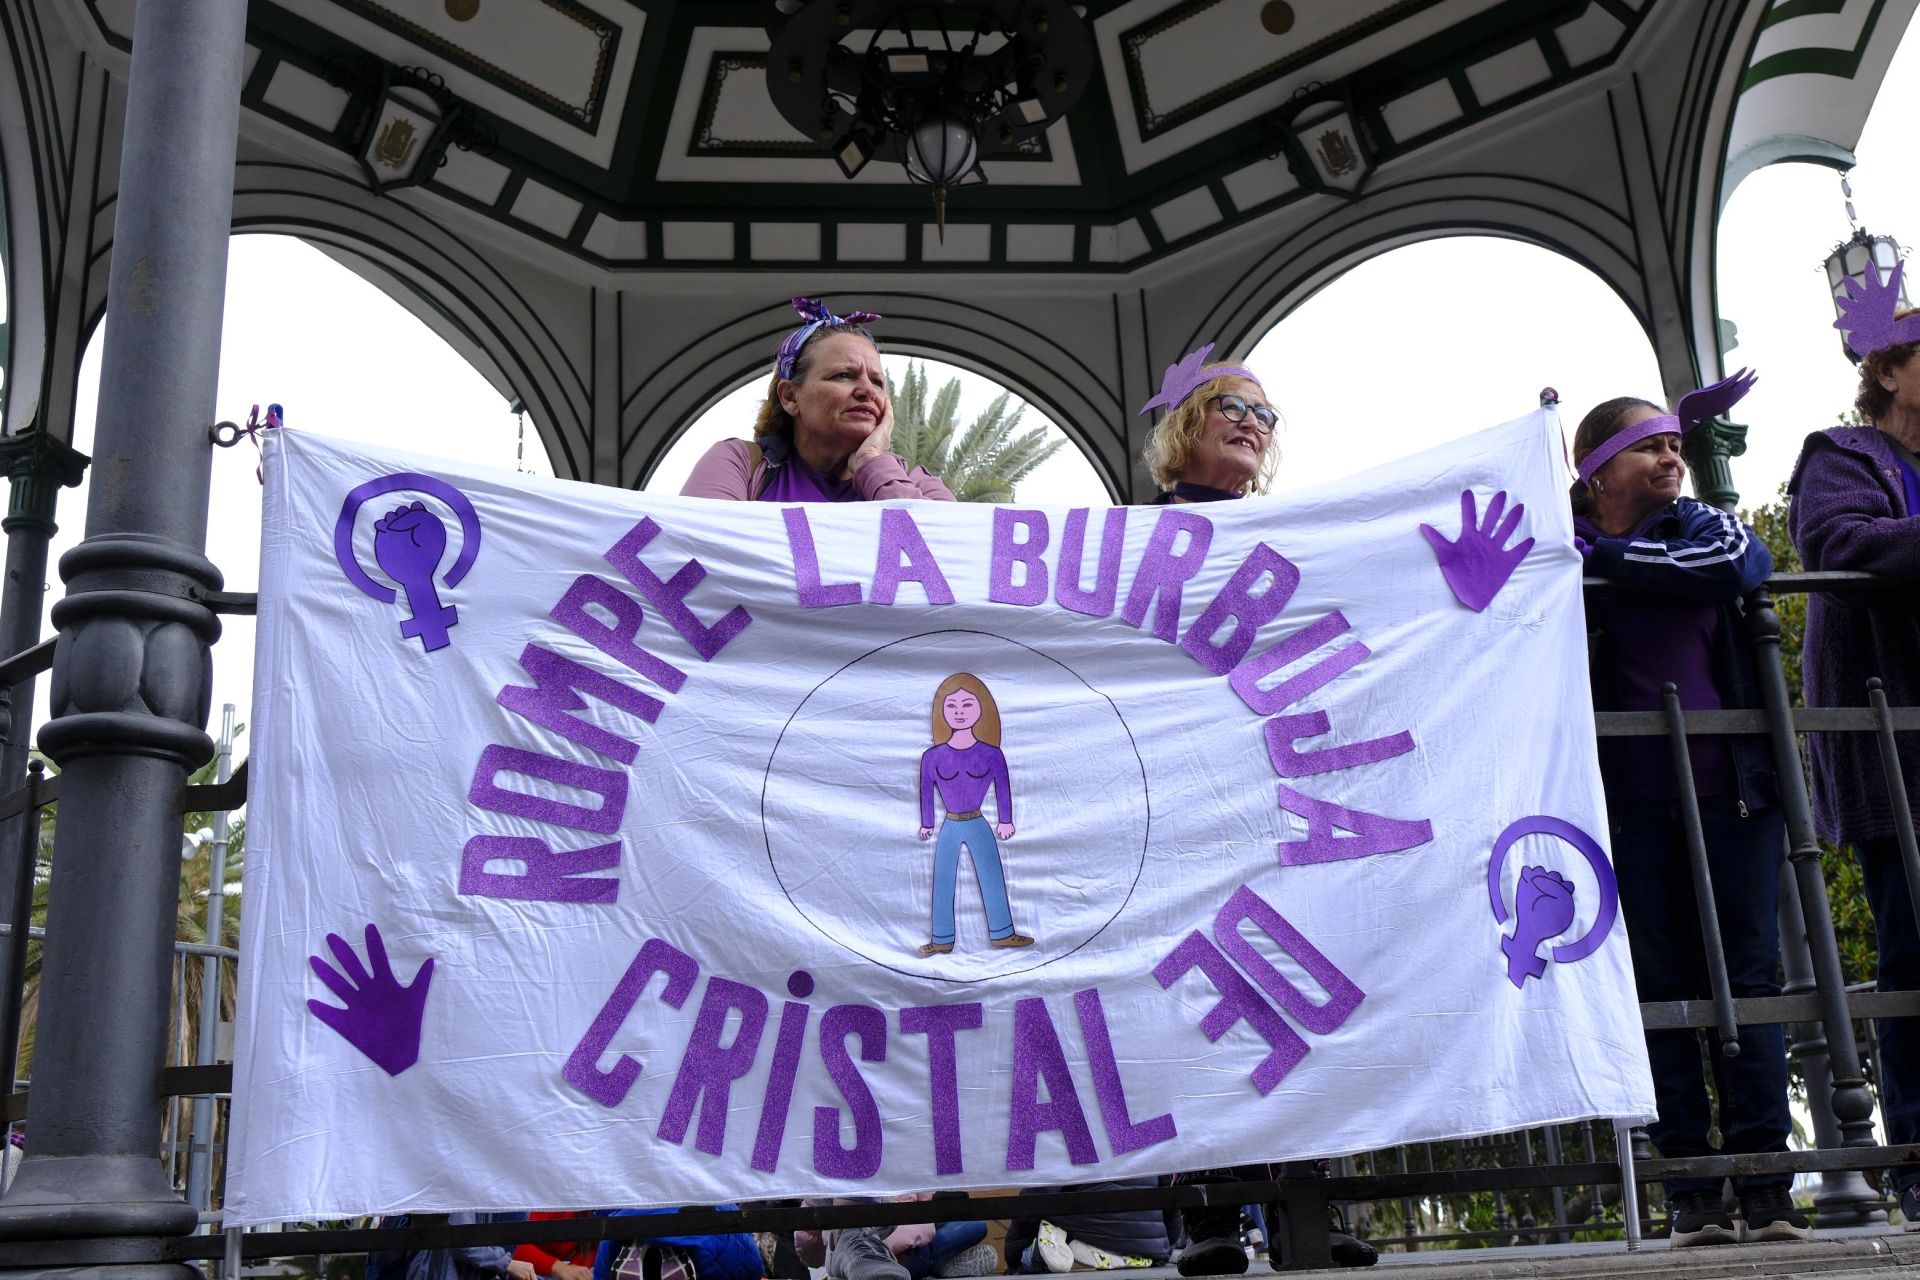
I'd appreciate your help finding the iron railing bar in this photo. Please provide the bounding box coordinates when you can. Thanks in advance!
[0,638,55,691]
[1662,684,1741,1055]
[0,769,57,823]
[1598,706,1920,735]
[181,757,246,813]
[195,590,257,615]
[1584,570,1882,594]
[1866,677,1920,943]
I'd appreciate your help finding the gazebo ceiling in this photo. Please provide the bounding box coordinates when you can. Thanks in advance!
[76,0,1651,271]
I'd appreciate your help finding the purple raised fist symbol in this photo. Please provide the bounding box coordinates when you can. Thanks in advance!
[334,472,483,654]
[1486,816,1620,990]
[1500,866,1575,987]
[306,923,434,1076]
[374,501,459,651]
[1420,489,1536,612]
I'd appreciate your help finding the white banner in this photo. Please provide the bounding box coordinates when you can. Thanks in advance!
[227,409,1653,1224]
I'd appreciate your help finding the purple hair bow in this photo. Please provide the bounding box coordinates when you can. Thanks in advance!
[775,297,882,380]
[1137,342,1260,417]
[1834,259,1920,360]
[1575,367,1758,483]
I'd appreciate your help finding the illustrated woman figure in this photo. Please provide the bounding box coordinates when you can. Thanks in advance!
[916,673,1032,956]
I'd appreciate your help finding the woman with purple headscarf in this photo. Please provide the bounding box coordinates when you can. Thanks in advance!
[1570,379,1807,1248]
[681,298,952,504]
[1789,262,1920,1229]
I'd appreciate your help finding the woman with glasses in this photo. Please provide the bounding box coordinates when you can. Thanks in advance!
[1134,345,1376,1270]
[1140,344,1280,502]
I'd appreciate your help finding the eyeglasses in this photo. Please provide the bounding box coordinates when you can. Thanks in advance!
[1206,393,1278,434]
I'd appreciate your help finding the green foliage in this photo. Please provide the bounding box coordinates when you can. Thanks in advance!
[887,362,1065,502]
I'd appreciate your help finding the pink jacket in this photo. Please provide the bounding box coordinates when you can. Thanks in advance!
[680,438,955,502]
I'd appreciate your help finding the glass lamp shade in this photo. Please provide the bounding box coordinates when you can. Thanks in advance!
[904,116,979,187]
[1826,230,1908,310]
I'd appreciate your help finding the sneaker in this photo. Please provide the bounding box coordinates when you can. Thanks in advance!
[1036,1221,1075,1273]
[828,1227,910,1280]
[1902,1183,1920,1232]
[933,1242,1000,1277]
[1738,1183,1812,1243]
[991,933,1035,949]
[1068,1238,1153,1270]
[1666,1188,1737,1247]
[1328,1232,1377,1267]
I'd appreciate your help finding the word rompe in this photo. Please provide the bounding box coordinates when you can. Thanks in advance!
[565,883,1361,1178]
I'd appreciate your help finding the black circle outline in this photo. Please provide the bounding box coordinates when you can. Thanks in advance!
[760,628,1151,984]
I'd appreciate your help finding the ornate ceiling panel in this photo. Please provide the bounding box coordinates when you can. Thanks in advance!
[70,0,1657,270]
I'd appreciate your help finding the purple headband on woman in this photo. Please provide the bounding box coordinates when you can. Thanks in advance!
[1835,259,1920,359]
[1575,367,1758,483]
[775,297,882,380]
[1137,343,1260,416]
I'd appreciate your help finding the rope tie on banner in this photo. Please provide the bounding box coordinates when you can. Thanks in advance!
[211,403,284,483]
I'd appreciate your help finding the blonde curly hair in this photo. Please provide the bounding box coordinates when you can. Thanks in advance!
[1143,368,1279,494]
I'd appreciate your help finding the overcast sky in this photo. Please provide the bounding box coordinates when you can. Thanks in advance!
[23,22,1920,744]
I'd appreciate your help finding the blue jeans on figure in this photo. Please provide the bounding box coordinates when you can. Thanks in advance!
[1611,797,1793,1193]
[899,1220,989,1279]
[932,815,1015,945]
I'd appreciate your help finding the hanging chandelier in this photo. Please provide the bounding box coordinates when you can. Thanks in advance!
[764,0,1093,231]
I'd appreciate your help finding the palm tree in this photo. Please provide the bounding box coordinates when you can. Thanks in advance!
[888,362,1065,502]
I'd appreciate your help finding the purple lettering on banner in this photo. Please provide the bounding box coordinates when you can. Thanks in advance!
[468,745,628,834]
[901,1002,985,1176]
[551,576,692,691]
[1152,932,1306,1094]
[658,976,771,1156]
[564,938,699,1108]
[1181,544,1301,676]
[458,834,621,904]
[1264,714,1416,778]
[1057,508,1128,619]
[1228,612,1365,715]
[872,508,956,606]
[497,644,666,765]
[1072,988,1177,1156]
[1275,783,1434,865]
[751,980,815,1173]
[1121,510,1213,642]
[989,510,1050,606]
[814,1003,887,1179]
[1005,996,1099,1171]
[604,518,753,660]
[1212,885,1364,1035]
[783,508,863,608]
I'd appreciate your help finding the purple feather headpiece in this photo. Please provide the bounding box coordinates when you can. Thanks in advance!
[1834,260,1920,360]
[1575,367,1758,483]
[1137,343,1261,417]
[775,297,882,380]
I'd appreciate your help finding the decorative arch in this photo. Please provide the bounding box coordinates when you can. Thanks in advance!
[621,292,1130,499]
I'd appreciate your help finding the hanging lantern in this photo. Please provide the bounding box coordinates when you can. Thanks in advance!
[1825,227,1909,363]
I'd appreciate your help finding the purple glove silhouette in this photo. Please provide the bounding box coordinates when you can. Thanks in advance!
[1675,367,1757,429]
[1500,866,1576,988]
[1420,489,1536,612]
[306,923,434,1076]
[372,502,459,651]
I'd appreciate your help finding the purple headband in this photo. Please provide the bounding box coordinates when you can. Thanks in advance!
[1835,259,1920,359]
[775,297,881,380]
[1138,343,1260,416]
[1575,367,1757,483]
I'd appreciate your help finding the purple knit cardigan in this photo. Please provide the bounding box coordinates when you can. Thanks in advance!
[1787,425,1920,846]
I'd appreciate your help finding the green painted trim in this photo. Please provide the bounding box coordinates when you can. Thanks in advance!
[1761,0,1849,31]
[1742,0,1890,89]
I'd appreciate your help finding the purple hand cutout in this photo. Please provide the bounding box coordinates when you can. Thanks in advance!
[1500,866,1576,988]
[1675,367,1757,429]
[306,923,434,1076]
[1420,489,1536,612]
[373,502,459,651]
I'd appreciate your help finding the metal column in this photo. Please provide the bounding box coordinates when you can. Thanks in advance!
[0,0,247,1274]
